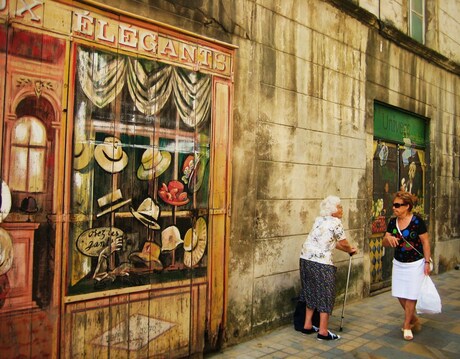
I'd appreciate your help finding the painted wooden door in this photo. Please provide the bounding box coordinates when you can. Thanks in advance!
[371,141,426,292]
[0,25,66,357]
[62,44,232,357]
[370,103,428,293]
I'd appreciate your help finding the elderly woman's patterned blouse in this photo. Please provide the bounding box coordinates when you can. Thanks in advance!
[300,216,346,266]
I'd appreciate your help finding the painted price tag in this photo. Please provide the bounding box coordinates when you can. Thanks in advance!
[76,227,125,257]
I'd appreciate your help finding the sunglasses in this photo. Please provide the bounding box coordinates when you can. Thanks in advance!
[392,203,408,208]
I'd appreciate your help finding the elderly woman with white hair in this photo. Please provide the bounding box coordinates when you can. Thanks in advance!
[299,195,357,341]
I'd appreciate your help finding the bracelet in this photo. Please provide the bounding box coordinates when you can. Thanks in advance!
[425,262,430,264]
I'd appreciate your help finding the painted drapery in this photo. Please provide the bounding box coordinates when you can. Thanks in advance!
[78,48,211,127]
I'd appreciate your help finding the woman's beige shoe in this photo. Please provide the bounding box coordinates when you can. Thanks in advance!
[403,329,413,340]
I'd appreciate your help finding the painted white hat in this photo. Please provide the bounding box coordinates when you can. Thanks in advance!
[0,181,12,222]
[161,226,183,251]
[130,198,161,230]
[0,227,13,275]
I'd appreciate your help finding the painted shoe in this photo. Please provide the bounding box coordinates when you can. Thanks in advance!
[317,330,341,341]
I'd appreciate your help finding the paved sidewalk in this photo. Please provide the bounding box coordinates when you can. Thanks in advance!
[206,270,460,359]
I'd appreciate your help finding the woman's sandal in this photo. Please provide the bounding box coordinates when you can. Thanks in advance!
[403,329,413,341]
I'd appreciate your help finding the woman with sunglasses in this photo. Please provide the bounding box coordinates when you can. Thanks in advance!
[383,191,431,341]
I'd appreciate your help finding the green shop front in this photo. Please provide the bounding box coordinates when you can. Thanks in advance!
[370,102,429,293]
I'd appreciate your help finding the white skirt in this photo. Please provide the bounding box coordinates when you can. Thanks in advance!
[392,258,425,300]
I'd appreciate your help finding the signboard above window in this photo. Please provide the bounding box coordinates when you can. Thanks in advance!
[374,102,427,147]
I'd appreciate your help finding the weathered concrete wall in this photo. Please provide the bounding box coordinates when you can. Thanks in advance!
[228,0,369,342]
[92,0,459,349]
[437,1,460,62]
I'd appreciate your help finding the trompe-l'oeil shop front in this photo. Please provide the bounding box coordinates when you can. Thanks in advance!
[0,1,235,357]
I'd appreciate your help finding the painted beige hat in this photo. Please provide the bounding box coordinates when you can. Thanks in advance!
[0,227,13,276]
[0,180,12,222]
[130,198,161,230]
[137,148,171,180]
[74,140,93,171]
[161,226,183,251]
[183,217,207,268]
[94,136,128,173]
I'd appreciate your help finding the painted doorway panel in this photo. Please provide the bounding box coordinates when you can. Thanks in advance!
[371,144,426,293]
[370,141,398,291]
[371,103,428,293]
[0,27,66,357]
[63,43,232,357]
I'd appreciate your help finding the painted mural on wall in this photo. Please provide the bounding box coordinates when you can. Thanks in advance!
[372,138,425,235]
[0,28,65,304]
[0,25,66,356]
[370,138,426,288]
[68,45,211,295]
[0,1,234,356]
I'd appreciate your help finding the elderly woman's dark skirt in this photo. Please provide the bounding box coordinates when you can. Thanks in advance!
[299,258,337,314]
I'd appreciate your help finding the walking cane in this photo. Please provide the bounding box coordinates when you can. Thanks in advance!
[339,253,353,331]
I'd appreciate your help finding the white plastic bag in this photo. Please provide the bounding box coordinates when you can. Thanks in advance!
[416,276,442,314]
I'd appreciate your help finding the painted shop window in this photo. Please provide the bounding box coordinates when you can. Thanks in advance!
[9,116,46,193]
[68,45,211,295]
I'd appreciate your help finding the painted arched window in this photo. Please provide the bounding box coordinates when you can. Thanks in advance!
[9,116,47,192]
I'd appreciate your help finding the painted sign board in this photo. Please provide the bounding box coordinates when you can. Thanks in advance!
[0,0,234,78]
[374,102,427,147]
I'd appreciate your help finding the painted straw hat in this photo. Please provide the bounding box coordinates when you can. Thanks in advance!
[94,136,128,173]
[183,217,207,268]
[137,148,171,180]
[0,181,12,222]
[73,140,93,171]
[0,227,13,276]
[130,198,161,230]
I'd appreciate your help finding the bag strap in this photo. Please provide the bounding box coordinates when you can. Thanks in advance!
[395,217,424,258]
